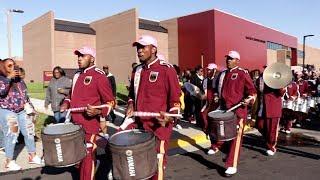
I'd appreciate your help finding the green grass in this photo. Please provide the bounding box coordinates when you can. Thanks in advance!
[27,83,46,100]
[27,82,129,101]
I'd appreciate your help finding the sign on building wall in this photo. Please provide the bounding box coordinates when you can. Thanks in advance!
[43,71,53,87]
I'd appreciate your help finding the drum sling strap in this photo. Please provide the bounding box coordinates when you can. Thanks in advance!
[134,65,143,106]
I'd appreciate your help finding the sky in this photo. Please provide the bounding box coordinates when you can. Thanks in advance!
[0,0,319,59]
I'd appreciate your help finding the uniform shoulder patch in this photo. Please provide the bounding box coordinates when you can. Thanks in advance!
[94,68,106,75]
[159,60,173,67]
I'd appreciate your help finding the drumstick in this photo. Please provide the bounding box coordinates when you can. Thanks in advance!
[67,105,182,118]
[67,104,112,112]
[133,111,183,118]
[225,96,254,113]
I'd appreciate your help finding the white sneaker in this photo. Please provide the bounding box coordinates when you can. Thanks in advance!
[29,155,44,165]
[285,130,291,134]
[295,123,301,128]
[225,167,237,176]
[207,148,219,155]
[176,124,183,130]
[6,160,22,171]
[266,150,275,156]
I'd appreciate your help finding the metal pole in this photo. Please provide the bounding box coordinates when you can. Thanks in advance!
[302,35,315,71]
[201,53,204,67]
[6,10,12,58]
[302,36,306,71]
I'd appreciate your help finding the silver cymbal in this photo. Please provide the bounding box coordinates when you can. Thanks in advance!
[263,62,292,89]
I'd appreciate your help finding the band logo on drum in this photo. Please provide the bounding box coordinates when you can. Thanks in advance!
[54,138,64,163]
[126,150,136,177]
[219,121,225,137]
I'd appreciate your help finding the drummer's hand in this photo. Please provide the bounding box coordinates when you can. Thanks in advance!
[126,103,134,117]
[242,98,252,106]
[60,103,68,112]
[86,104,102,117]
[156,111,172,127]
[214,96,219,103]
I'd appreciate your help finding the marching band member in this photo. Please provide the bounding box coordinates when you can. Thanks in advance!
[60,46,115,180]
[123,35,181,180]
[256,73,285,156]
[295,71,309,127]
[215,51,257,176]
[280,79,299,134]
[199,63,220,155]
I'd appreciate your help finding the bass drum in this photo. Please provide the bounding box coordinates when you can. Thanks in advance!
[42,123,86,167]
[109,129,157,180]
[208,110,237,141]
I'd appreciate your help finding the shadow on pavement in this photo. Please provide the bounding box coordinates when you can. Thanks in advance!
[243,133,320,160]
[169,121,226,177]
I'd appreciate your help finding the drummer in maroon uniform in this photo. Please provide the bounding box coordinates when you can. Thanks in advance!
[199,63,221,155]
[280,79,299,134]
[255,73,285,156]
[122,35,181,180]
[295,71,309,127]
[216,50,257,176]
[60,46,115,180]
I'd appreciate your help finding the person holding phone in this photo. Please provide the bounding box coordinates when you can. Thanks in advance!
[0,58,42,171]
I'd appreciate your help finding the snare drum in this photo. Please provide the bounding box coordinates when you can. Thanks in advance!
[282,100,294,110]
[208,110,237,141]
[293,99,308,114]
[109,130,157,180]
[307,97,316,108]
[42,123,86,167]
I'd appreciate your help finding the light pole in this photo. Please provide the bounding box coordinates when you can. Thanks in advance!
[6,9,24,58]
[302,34,314,71]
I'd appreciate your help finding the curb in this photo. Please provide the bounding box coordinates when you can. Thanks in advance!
[169,125,255,150]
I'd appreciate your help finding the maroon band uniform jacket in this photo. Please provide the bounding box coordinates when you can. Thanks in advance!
[128,59,181,139]
[218,67,257,119]
[63,66,115,134]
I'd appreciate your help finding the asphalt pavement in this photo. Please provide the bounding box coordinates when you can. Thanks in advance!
[0,98,319,179]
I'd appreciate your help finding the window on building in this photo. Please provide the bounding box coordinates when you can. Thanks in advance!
[297,50,304,58]
[267,41,286,50]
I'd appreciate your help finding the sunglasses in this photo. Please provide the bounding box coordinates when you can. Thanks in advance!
[226,56,234,61]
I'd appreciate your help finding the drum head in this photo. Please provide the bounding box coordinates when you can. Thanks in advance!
[208,110,235,119]
[109,130,154,147]
[43,123,81,135]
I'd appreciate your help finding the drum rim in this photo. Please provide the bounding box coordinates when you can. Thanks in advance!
[109,129,154,146]
[42,123,82,135]
[208,110,235,119]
